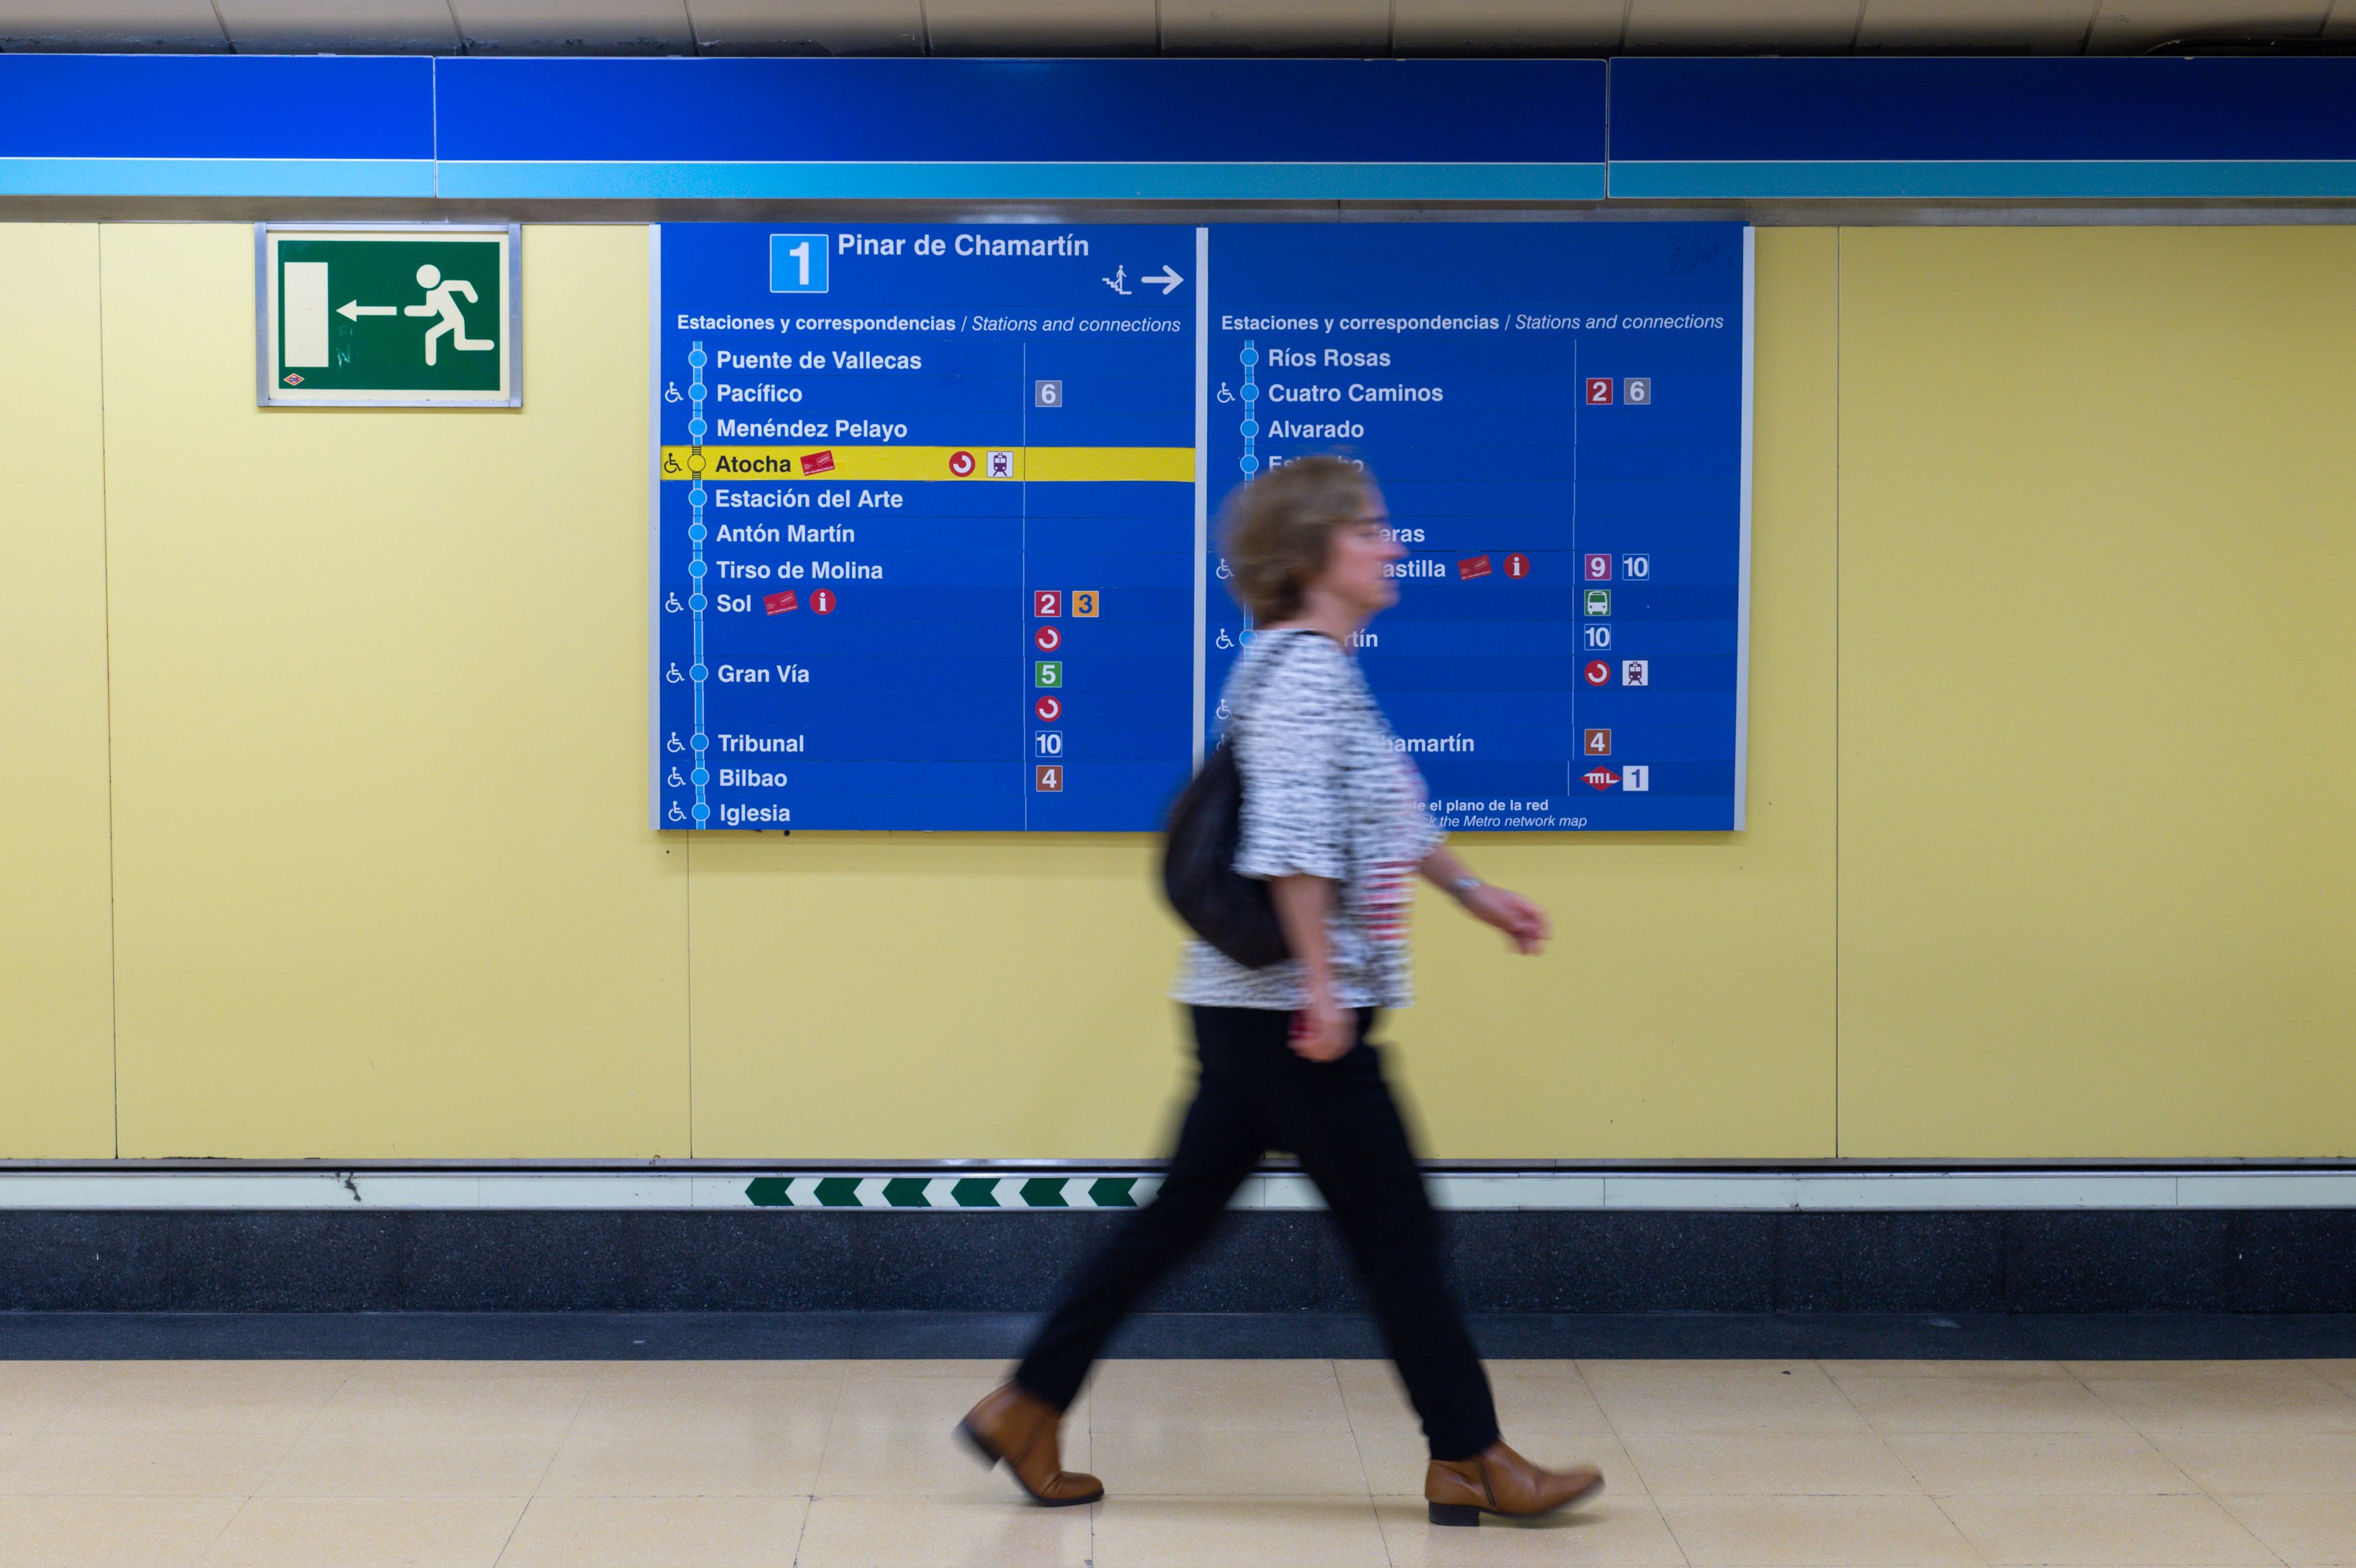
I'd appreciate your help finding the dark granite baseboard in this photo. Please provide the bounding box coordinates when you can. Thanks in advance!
[1,1207,2351,1315]
[3,1310,2355,1361]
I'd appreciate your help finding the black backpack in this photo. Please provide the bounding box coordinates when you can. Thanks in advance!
[1159,636,1300,968]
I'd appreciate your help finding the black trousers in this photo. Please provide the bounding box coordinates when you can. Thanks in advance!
[1014,1004,1501,1462]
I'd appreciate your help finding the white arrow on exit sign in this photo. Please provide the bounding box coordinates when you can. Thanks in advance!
[336,299,396,320]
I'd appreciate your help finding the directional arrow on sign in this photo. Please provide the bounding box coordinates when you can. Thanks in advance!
[1144,264,1184,295]
[336,300,396,320]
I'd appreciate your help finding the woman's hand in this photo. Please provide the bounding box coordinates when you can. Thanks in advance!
[1290,986,1357,1063]
[1461,884,1551,955]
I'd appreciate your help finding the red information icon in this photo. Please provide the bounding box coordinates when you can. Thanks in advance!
[1035,625,1062,651]
[1583,660,1613,686]
[763,589,798,614]
[948,450,976,476]
[1585,377,1614,405]
[1035,694,1063,722]
[810,588,837,615]
[1583,553,1613,581]
[1504,553,1531,579]
[1034,590,1061,617]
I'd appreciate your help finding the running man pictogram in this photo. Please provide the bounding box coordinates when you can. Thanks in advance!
[405,264,494,366]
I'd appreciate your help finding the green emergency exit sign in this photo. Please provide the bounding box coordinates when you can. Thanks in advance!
[257,224,519,406]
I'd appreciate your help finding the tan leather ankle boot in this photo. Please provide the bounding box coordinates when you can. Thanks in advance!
[957,1384,1103,1507]
[1424,1440,1603,1525]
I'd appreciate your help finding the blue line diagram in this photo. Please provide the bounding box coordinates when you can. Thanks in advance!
[1237,338,1259,477]
[686,340,711,828]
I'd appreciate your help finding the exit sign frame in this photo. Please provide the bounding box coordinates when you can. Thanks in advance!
[256,222,522,408]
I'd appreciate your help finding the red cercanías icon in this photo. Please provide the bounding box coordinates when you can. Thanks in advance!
[811,589,836,615]
[948,450,975,476]
[1505,553,1530,579]
[1035,625,1062,651]
[1035,694,1063,722]
[1583,660,1612,686]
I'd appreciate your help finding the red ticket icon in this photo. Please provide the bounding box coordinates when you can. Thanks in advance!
[764,590,798,614]
[1583,660,1613,686]
[1035,625,1062,651]
[948,450,975,476]
[1035,694,1063,722]
[1505,553,1531,579]
[811,589,836,615]
[800,449,835,476]
[1458,555,1492,581]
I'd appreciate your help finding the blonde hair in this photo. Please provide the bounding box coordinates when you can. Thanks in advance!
[1218,456,1374,623]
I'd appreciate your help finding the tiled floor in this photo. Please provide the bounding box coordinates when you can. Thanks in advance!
[1,1355,2353,1565]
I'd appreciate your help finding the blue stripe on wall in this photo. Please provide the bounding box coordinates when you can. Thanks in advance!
[433,58,1607,167]
[0,157,439,199]
[1611,159,2356,201]
[0,56,434,162]
[436,160,1607,202]
[7,54,2356,203]
[1612,57,2356,166]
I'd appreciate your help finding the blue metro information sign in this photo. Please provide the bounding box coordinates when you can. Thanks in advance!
[652,221,1750,833]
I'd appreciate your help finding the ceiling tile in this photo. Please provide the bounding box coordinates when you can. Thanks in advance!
[1393,0,1628,52]
[687,0,924,52]
[2087,0,2329,51]
[1626,0,1862,49]
[216,0,462,53]
[450,0,694,52]
[921,0,1158,54]
[1858,0,2099,50]
[1160,0,1391,53]
[0,0,226,49]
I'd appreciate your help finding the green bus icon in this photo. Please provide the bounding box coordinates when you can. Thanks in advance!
[1584,589,1612,617]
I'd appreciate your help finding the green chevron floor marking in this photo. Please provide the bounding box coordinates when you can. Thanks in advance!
[812,1176,863,1207]
[744,1178,795,1207]
[952,1177,1000,1207]
[1020,1177,1069,1208]
[882,1177,932,1208]
[1088,1177,1139,1207]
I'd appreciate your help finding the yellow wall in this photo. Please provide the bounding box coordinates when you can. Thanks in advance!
[0,219,2348,1161]
[0,224,116,1156]
[1836,226,2356,1157]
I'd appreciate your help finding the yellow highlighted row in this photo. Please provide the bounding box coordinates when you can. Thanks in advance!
[658,445,1196,484]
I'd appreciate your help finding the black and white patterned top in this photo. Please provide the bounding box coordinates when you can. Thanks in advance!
[1175,629,1443,1011]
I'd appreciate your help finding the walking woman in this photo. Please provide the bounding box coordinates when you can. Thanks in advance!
[959,456,1603,1526]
